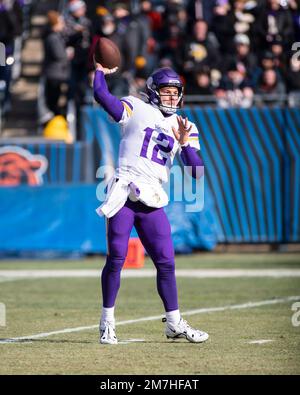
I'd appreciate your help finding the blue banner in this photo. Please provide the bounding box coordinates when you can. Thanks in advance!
[0,184,217,253]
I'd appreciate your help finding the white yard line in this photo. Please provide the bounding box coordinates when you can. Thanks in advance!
[0,295,299,344]
[248,340,274,345]
[118,338,145,345]
[0,268,300,280]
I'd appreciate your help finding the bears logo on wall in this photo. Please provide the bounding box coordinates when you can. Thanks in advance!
[0,146,48,186]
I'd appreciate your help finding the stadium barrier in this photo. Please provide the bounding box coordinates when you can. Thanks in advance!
[0,139,94,184]
[0,106,299,255]
[0,182,216,254]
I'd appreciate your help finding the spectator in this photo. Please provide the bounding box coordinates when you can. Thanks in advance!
[159,21,186,73]
[261,0,295,50]
[211,0,235,54]
[185,64,215,98]
[128,66,148,98]
[251,50,277,87]
[182,19,221,76]
[139,1,162,72]
[159,2,187,73]
[112,2,151,75]
[261,50,277,71]
[0,0,22,114]
[65,0,92,112]
[269,35,289,76]
[158,57,176,70]
[256,68,286,106]
[42,11,71,117]
[140,0,163,43]
[134,0,158,74]
[289,0,300,41]
[35,0,300,118]
[251,0,269,52]
[215,60,254,108]
[186,0,217,28]
[224,33,258,83]
[163,1,188,35]
[285,55,300,106]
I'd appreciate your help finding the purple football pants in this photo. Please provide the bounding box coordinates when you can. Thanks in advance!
[101,199,178,312]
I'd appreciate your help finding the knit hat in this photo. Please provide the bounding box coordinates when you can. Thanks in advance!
[234,34,250,46]
[68,0,86,14]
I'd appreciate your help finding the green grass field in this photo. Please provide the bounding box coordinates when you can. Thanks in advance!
[0,253,300,375]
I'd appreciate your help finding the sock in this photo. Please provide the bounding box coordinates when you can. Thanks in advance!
[165,309,181,325]
[101,306,115,326]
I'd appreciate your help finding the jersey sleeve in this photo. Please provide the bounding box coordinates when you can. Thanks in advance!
[118,96,135,124]
[187,123,201,151]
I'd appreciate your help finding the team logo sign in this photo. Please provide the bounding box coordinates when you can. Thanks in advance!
[0,146,48,186]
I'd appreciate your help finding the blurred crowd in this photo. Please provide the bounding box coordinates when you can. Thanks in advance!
[2,0,300,138]
[42,0,300,120]
[0,0,34,116]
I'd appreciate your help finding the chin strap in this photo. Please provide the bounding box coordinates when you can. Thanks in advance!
[159,104,177,115]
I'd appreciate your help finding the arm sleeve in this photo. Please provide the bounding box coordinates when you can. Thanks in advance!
[180,145,204,179]
[93,70,125,122]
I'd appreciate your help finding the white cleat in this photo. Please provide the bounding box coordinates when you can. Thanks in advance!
[100,321,118,345]
[164,317,209,343]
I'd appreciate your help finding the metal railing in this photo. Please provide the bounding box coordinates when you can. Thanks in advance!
[184,93,300,107]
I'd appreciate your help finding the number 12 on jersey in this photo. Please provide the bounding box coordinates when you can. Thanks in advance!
[140,127,174,166]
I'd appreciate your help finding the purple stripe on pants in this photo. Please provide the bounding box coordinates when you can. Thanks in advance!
[101,199,178,312]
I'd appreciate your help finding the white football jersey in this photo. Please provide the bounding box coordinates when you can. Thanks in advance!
[116,96,200,185]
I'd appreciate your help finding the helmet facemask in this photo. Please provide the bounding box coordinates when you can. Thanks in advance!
[157,85,183,114]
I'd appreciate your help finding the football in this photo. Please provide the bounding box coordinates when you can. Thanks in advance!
[94,37,122,69]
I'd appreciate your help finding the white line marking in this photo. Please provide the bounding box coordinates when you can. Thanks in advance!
[0,268,300,280]
[0,295,299,344]
[248,339,274,345]
[118,338,145,345]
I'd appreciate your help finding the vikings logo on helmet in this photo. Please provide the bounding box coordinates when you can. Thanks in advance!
[145,67,184,115]
[0,146,48,186]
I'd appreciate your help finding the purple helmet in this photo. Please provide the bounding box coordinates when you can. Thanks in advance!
[146,68,184,114]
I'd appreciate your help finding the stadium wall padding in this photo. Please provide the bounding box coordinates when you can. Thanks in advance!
[0,185,217,253]
[0,141,94,184]
[0,185,104,253]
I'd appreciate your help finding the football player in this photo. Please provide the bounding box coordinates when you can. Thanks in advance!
[93,61,209,345]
